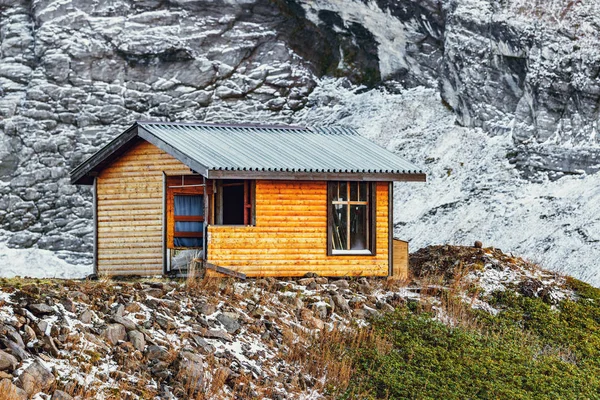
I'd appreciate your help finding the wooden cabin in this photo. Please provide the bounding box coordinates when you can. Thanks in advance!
[71,122,426,278]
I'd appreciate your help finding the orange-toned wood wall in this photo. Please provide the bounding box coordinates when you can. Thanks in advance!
[207,180,389,277]
[96,140,191,275]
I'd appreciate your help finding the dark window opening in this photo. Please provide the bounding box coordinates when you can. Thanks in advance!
[215,180,254,226]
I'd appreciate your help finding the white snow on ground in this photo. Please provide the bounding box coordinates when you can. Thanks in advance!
[295,79,600,287]
[0,243,90,279]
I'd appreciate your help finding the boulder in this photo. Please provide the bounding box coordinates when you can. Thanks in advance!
[128,330,146,352]
[0,378,27,400]
[146,345,169,362]
[79,309,93,324]
[52,390,74,400]
[332,294,351,314]
[0,350,18,371]
[18,360,55,397]
[28,303,55,317]
[112,316,137,332]
[216,312,240,334]
[178,351,204,393]
[102,324,127,345]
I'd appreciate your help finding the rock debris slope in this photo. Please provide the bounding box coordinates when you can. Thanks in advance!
[0,245,577,399]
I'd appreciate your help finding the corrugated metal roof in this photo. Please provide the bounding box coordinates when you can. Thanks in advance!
[137,122,423,175]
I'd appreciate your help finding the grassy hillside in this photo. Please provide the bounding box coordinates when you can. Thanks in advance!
[300,246,600,399]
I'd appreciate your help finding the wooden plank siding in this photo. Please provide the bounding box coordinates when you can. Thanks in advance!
[96,140,191,275]
[207,180,389,277]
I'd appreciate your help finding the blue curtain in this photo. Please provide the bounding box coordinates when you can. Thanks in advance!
[174,195,203,247]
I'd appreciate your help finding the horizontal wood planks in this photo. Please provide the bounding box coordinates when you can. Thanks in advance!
[207,180,389,277]
[96,140,189,276]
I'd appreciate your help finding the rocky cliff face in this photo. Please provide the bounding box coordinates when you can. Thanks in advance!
[0,0,598,278]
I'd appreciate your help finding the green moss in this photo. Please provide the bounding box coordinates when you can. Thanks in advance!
[339,285,600,399]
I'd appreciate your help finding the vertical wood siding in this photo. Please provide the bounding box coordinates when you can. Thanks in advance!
[207,180,389,277]
[96,140,190,275]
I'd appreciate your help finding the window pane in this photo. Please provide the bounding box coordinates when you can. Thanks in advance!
[337,182,347,201]
[350,205,368,250]
[175,221,203,233]
[359,182,368,201]
[331,203,348,250]
[174,237,202,247]
[350,182,358,201]
[174,195,203,216]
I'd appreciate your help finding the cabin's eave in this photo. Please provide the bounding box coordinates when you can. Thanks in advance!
[70,124,140,185]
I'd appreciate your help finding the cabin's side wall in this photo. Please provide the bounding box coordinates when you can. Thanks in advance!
[207,180,389,277]
[96,140,190,275]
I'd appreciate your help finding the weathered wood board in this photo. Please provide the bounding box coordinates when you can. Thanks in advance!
[392,239,409,280]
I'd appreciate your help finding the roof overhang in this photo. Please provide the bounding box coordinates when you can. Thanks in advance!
[70,124,140,185]
[206,169,426,182]
[71,121,427,185]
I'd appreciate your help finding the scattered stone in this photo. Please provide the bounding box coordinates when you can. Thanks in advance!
[0,350,18,371]
[128,330,146,352]
[79,309,93,324]
[315,277,328,285]
[332,279,349,289]
[178,351,204,393]
[68,291,89,302]
[313,302,329,319]
[297,277,314,286]
[474,241,483,248]
[519,279,543,298]
[52,389,74,400]
[3,339,28,361]
[28,303,55,316]
[155,315,177,331]
[61,298,76,313]
[18,360,55,397]
[102,324,127,345]
[125,303,141,313]
[146,345,170,362]
[332,294,351,314]
[200,329,233,342]
[216,312,240,334]
[199,303,217,316]
[143,288,164,298]
[112,315,137,332]
[190,335,216,354]
[0,378,27,400]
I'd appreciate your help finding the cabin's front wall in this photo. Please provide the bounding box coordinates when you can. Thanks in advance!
[207,180,389,277]
[96,140,190,275]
